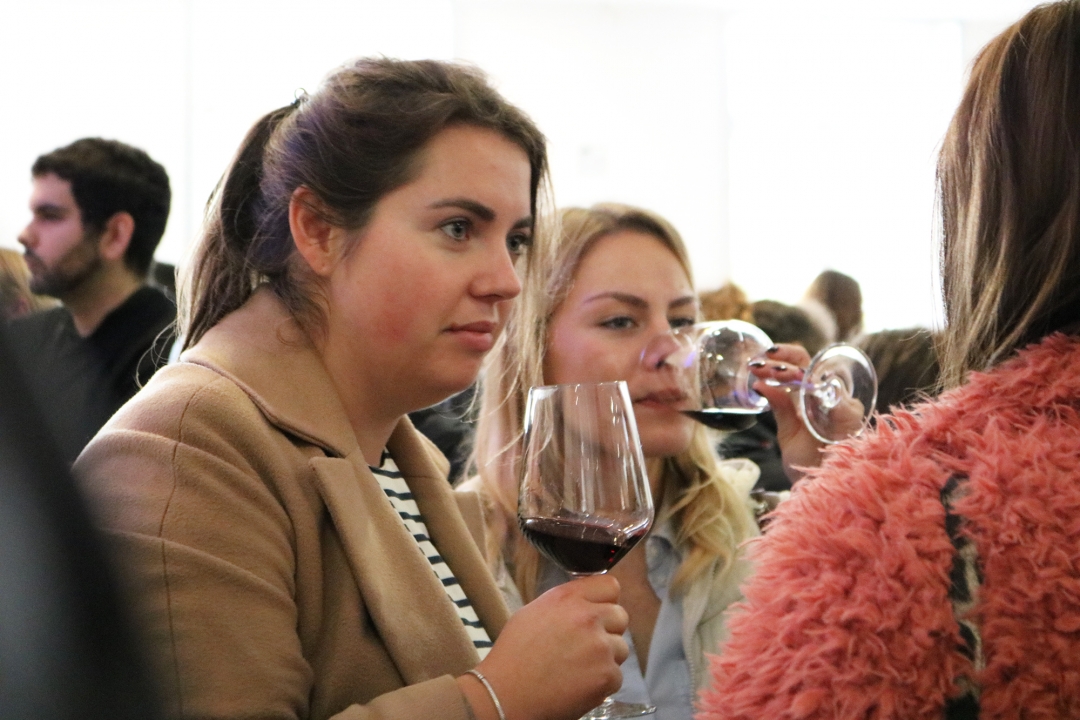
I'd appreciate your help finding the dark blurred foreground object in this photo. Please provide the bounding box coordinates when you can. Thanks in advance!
[857,327,941,416]
[0,328,159,719]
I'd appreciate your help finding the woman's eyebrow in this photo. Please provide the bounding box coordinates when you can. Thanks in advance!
[430,198,494,220]
[584,291,647,309]
[430,198,532,230]
[670,296,696,310]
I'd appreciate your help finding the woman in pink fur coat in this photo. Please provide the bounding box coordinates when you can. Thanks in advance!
[696,3,1080,719]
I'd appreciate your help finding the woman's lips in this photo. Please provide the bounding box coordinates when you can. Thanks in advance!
[446,321,497,352]
[635,389,687,409]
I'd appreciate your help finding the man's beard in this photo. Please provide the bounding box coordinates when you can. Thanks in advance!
[25,235,103,298]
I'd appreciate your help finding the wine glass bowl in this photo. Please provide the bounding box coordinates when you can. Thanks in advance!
[672,320,771,431]
[518,381,656,719]
[518,381,654,578]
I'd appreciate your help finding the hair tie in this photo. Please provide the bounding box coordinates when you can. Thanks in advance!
[289,89,308,112]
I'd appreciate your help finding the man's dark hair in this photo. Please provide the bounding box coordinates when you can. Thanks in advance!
[32,138,171,278]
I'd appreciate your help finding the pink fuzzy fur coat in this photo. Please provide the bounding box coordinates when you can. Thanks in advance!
[696,334,1080,720]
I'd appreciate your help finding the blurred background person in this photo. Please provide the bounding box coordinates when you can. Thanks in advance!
[750,299,830,356]
[803,268,863,342]
[698,281,753,324]
[698,3,1080,717]
[857,327,941,417]
[0,246,54,321]
[7,138,174,466]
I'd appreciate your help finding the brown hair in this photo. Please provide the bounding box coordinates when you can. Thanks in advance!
[180,58,549,348]
[473,203,756,601]
[804,269,863,342]
[857,327,941,415]
[938,1,1080,387]
[750,299,830,356]
[32,138,171,278]
[698,281,753,323]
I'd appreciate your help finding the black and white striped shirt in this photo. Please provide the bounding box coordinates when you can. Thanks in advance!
[369,452,493,659]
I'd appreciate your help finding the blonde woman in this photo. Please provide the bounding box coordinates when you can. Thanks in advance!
[0,247,53,320]
[467,203,759,720]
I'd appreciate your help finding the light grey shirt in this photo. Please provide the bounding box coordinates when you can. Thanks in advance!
[609,518,695,720]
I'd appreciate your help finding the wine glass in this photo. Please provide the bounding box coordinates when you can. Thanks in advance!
[518,381,656,719]
[672,320,878,444]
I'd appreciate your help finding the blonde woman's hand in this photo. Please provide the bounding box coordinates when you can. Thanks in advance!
[748,343,825,481]
[461,575,629,720]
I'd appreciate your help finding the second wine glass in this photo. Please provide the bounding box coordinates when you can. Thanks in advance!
[518,381,655,719]
[672,320,878,444]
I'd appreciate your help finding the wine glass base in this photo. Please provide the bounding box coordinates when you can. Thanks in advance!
[580,699,656,719]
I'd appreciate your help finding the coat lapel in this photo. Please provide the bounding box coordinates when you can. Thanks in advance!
[186,288,510,681]
[387,422,510,644]
[309,451,480,684]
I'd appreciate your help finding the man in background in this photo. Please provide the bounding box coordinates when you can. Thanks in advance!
[8,138,174,465]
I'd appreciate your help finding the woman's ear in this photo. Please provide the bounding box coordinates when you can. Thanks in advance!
[289,187,344,278]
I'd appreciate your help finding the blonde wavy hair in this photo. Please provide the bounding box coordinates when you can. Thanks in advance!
[0,248,54,320]
[470,203,756,602]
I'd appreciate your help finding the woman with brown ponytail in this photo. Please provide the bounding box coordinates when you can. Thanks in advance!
[75,58,629,720]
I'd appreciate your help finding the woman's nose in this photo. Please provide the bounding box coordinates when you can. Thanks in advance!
[640,330,684,371]
[472,245,522,302]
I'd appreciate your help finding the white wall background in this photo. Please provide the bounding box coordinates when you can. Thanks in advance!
[0,0,1044,331]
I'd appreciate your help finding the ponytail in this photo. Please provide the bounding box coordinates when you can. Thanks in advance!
[178,104,295,348]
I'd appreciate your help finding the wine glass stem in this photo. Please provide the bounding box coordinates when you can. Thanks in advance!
[761,379,803,391]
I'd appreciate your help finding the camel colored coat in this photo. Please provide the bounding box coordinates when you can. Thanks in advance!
[75,289,510,720]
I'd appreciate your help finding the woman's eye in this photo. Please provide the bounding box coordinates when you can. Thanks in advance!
[669,316,696,330]
[507,233,533,256]
[601,316,636,330]
[440,219,469,241]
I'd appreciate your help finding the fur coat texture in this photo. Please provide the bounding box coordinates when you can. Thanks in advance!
[696,334,1080,720]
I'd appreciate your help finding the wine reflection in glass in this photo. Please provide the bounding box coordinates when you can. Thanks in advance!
[673,320,878,444]
[518,381,656,719]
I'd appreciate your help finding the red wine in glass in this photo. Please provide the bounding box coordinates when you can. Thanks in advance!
[519,381,656,718]
[519,516,649,575]
[679,408,762,432]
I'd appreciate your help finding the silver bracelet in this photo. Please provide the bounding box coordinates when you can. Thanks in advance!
[466,668,507,720]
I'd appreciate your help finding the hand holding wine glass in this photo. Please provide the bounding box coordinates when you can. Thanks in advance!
[518,381,656,719]
[671,320,878,470]
[747,343,834,477]
[467,575,629,720]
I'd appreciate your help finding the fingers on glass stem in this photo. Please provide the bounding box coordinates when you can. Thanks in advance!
[750,358,805,381]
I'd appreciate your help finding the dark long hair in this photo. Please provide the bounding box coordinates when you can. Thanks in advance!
[938,0,1080,387]
[180,58,548,348]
